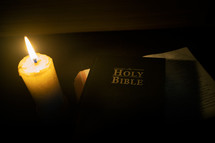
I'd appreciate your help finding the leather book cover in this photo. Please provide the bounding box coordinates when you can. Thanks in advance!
[75,56,165,139]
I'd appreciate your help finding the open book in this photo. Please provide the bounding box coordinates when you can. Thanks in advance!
[74,47,215,121]
[144,47,215,120]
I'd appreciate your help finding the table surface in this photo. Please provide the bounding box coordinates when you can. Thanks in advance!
[0,27,214,127]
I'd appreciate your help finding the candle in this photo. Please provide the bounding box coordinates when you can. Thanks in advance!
[18,36,64,118]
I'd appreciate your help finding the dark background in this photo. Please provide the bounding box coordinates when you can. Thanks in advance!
[0,0,214,37]
[0,0,214,133]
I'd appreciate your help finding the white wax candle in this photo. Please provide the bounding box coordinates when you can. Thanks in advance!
[18,37,64,117]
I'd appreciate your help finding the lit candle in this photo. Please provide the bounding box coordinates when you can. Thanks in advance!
[18,36,64,118]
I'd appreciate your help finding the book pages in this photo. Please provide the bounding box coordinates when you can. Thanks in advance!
[144,47,215,119]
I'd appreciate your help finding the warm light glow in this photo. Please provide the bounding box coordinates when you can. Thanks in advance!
[24,36,38,63]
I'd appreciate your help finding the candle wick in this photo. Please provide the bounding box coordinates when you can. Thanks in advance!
[33,59,38,63]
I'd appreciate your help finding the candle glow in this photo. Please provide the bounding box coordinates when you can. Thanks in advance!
[24,36,38,63]
[18,36,64,117]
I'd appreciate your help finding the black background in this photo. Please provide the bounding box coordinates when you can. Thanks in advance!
[0,0,215,138]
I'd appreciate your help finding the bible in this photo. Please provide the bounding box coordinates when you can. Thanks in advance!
[74,56,165,139]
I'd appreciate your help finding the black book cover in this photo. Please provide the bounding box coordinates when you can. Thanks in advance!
[75,56,165,139]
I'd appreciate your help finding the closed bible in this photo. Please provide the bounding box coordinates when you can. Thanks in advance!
[75,56,165,139]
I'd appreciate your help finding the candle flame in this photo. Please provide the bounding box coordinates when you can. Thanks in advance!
[24,36,38,63]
